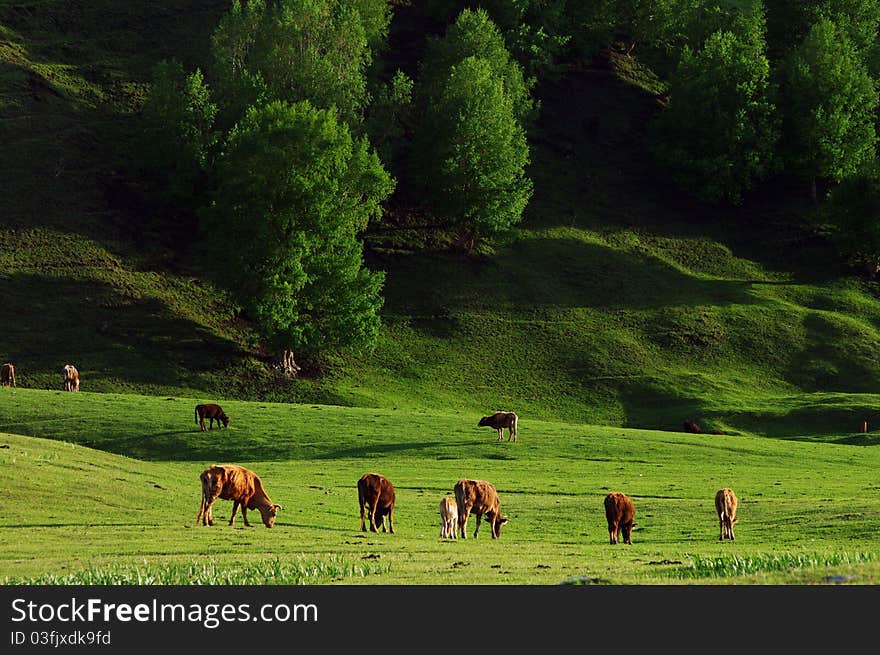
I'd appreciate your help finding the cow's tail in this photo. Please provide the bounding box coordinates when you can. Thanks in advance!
[512,413,519,436]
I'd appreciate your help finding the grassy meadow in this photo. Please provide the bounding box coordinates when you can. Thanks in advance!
[1,388,878,585]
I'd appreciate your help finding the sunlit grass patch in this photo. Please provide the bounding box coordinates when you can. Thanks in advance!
[3,556,390,585]
[675,551,876,579]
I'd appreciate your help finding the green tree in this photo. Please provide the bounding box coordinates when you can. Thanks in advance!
[823,167,880,276]
[416,56,533,250]
[767,0,880,57]
[210,0,377,127]
[650,30,779,204]
[202,100,394,364]
[781,18,878,201]
[419,8,536,125]
[141,60,217,229]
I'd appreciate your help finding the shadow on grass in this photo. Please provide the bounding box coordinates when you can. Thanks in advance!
[1,272,243,390]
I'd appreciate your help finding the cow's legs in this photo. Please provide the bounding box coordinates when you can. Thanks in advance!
[609,521,618,545]
[719,518,725,541]
[497,429,503,441]
[241,504,251,527]
[200,417,207,432]
[360,503,367,531]
[370,499,379,532]
[459,509,470,539]
[388,506,395,534]
[229,499,240,526]
[474,513,482,539]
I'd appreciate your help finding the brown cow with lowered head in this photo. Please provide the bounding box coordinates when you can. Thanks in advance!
[196,464,282,528]
[478,411,518,442]
[1,363,15,388]
[604,491,636,545]
[195,403,230,431]
[715,488,738,541]
[358,473,396,533]
[454,478,509,539]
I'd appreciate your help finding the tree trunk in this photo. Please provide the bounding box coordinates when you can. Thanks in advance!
[274,349,302,378]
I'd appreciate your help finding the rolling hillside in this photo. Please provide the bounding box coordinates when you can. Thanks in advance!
[3,1,880,442]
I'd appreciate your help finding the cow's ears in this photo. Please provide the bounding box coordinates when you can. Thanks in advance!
[274,504,283,511]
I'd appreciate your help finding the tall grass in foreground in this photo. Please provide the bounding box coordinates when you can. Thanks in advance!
[3,557,390,585]
[676,552,875,579]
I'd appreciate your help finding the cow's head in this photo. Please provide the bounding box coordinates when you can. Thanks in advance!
[221,414,231,428]
[260,503,283,528]
[621,521,637,545]
[478,416,490,427]
[491,515,509,539]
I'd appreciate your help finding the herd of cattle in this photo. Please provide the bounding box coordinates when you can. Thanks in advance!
[1,368,740,544]
[193,404,740,543]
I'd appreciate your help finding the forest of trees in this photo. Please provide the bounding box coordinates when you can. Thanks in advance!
[141,0,880,368]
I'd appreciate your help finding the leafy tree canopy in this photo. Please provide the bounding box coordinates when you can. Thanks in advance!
[202,100,394,356]
[650,29,779,204]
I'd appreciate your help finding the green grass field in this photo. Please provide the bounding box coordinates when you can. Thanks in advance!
[1,389,878,585]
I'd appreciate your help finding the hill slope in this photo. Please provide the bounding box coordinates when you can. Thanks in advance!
[3,2,880,439]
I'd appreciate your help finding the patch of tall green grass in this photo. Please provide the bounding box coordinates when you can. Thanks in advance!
[675,551,875,579]
[3,557,390,585]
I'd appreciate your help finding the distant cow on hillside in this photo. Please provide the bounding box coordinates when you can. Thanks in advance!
[439,496,458,539]
[195,403,230,431]
[478,411,519,442]
[63,364,79,392]
[604,491,636,545]
[1,363,15,388]
[358,473,396,534]
[683,419,702,434]
[454,478,508,539]
[715,488,738,541]
[683,419,725,435]
[196,464,281,528]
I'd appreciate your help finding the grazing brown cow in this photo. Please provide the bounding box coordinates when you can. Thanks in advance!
[715,488,738,541]
[195,403,230,431]
[604,491,636,545]
[195,464,282,528]
[454,478,508,539]
[358,473,396,534]
[478,411,519,442]
[439,496,458,539]
[63,364,79,392]
[683,419,702,434]
[1,363,15,388]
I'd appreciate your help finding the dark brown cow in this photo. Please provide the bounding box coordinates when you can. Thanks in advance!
[454,478,508,539]
[683,419,702,434]
[478,411,518,442]
[715,488,738,541]
[1,363,15,388]
[63,364,79,392]
[358,473,395,534]
[195,403,230,431]
[196,464,281,528]
[604,491,636,545]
